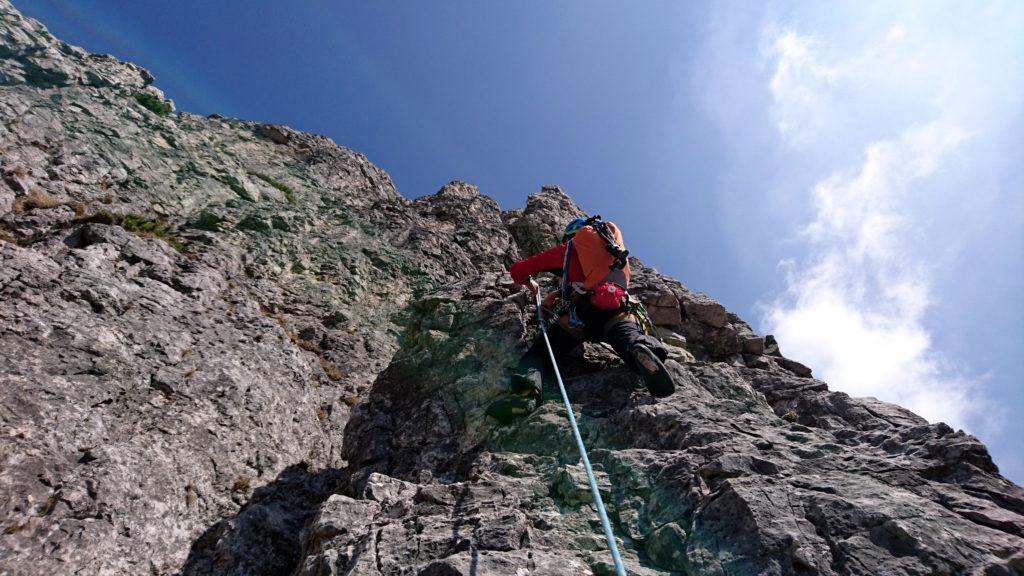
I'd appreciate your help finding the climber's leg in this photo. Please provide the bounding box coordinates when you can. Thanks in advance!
[602,315,675,398]
[512,326,580,398]
[489,324,582,424]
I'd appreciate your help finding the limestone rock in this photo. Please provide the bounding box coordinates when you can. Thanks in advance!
[0,0,151,89]
[681,291,728,328]
[504,184,585,256]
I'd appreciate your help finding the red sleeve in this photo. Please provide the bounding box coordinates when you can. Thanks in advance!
[510,244,567,285]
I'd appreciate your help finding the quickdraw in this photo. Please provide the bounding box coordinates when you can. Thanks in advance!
[630,296,655,335]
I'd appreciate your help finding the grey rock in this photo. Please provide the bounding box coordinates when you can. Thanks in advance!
[681,291,729,328]
[781,356,814,378]
[0,0,151,89]
[645,522,689,572]
[504,184,585,256]
[742,334,766,355]
[254,124,291,145]
[643,291,683,329]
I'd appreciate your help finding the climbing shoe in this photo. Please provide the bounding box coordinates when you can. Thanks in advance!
[649,342,670,362]
[486,395,538,425]
[631,344,675,398]
[509,368,543,400]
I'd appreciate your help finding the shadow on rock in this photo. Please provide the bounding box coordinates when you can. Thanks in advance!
[181,463,346,576]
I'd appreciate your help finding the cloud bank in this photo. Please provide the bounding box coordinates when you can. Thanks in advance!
[759,3,1022,432]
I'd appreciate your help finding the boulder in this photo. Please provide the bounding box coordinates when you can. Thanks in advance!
[681,291,728,327]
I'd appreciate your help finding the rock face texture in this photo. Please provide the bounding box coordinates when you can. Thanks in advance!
[1,3,1022,575]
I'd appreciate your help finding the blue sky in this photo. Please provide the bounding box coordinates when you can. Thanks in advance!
[14,1,1022,484]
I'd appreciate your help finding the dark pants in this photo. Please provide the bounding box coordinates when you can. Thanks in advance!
[516,298,667,389]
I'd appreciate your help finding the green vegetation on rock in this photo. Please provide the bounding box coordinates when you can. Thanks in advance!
[236,214,271,234]
[252,172,297,204]
[188,210,225,232]
[132,92,172,117]
[216,174,254,201]
[121,213,184,251]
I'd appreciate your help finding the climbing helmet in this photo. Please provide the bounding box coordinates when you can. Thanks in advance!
[561,217,588,242]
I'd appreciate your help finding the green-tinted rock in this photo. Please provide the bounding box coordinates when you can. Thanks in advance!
[189,210,224,231]
[646,523,690,573]
[236,214,271,234]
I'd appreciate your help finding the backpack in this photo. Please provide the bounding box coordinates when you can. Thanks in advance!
[561,216,631,310]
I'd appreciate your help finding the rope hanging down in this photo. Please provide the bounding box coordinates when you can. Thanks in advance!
[534,291,626,576]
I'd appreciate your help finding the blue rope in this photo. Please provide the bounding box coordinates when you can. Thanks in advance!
[535,291,626,576]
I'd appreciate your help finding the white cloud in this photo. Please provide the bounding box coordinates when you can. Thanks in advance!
[765,30,838,145]
[758,5,1023,431]
[764,123,984,429]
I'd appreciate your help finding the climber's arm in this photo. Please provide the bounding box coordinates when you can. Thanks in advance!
[509,244,567,286]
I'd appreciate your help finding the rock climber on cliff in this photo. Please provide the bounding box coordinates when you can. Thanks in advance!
[487,216,676,422]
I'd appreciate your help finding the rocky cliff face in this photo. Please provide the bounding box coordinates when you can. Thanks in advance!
[1,3,1022,575]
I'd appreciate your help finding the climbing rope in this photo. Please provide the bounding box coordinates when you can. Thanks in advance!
[534,291,627,576]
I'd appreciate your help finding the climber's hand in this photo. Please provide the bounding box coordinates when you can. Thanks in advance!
[527,278,539,295]
[542,291,560,310]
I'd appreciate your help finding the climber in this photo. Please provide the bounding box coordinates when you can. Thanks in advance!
[487,216,675,422]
